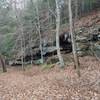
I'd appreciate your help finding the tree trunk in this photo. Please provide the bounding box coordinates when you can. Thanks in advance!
[36,0,43,64]
[68,0,80,77]
[75,0,78,21]
[74,0,80,67]
[14,1,25,71]
[55,0,64,67]
[0,55,7,72]
[21,34,25,71]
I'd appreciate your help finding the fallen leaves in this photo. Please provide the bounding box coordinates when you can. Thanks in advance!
[0,56,100,100]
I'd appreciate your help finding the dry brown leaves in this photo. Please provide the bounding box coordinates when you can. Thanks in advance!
[0,56,100,100]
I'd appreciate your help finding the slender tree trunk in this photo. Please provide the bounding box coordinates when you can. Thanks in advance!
[29,32,33,67]
[81,0,85,16]
[21,32,25,71]
[14,1,25,71]
[75,0,78,21]
[0,55,7,72]
[68,0,80,77]
[74,0,80,67]
[55,0,64,67]
[36,0,43,64]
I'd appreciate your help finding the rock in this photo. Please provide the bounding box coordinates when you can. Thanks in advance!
[77,51,88,57]
[77,42,90,51]
[76,36,88,43]
[93,43,100,58]
[46,56,59,64]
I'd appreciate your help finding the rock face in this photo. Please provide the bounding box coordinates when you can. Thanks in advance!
[12,27,100,65]
[76,28,100,57]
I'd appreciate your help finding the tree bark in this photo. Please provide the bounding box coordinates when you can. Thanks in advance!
[55,0,64,67]
[0,55,7,72]
[75,0,78,21]
[68,0,80,77]
[36,0,43,64]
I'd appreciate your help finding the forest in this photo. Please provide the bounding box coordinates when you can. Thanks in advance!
[0,0,100,99]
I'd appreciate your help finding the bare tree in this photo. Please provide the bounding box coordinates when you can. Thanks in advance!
[36,0,43,64]
[13,0,25,71]
[55,0,64,67]
[68,0,80,76]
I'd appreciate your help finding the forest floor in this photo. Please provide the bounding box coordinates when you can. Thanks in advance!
[0,56,100,100]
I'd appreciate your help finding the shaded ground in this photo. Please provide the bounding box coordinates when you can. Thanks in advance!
[0,56,100,100]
